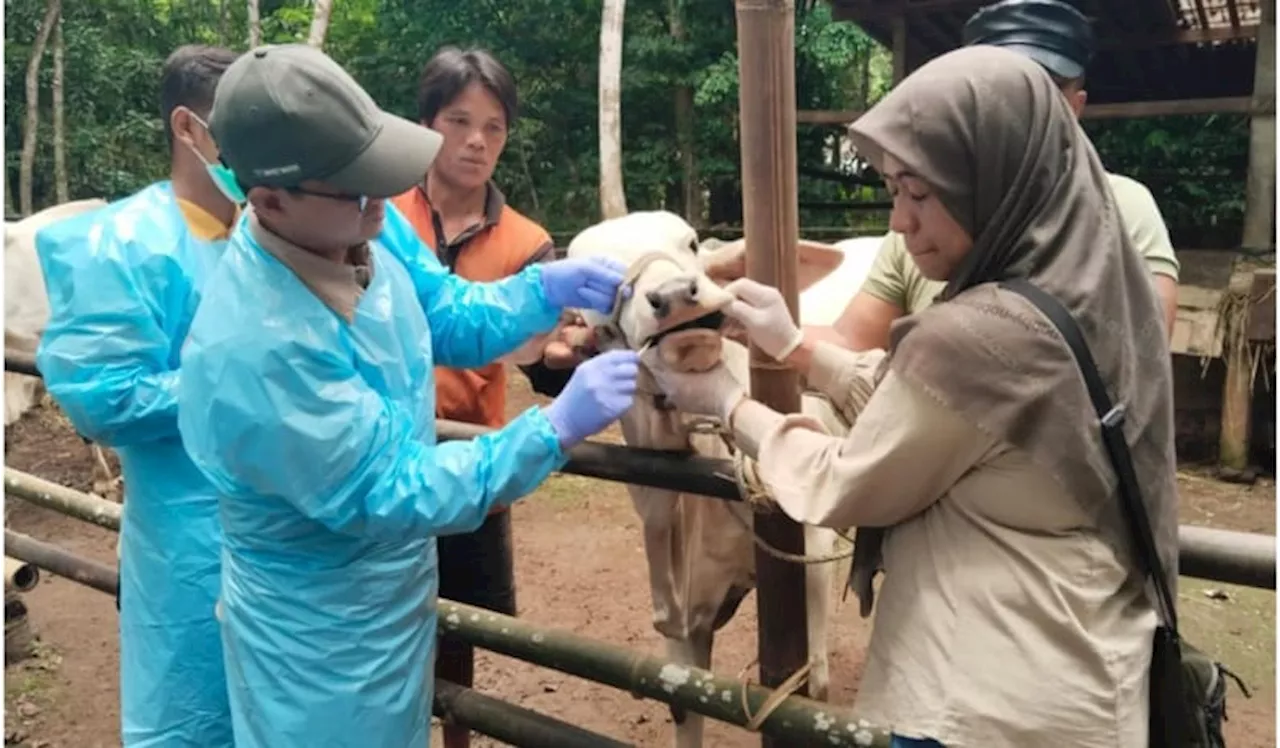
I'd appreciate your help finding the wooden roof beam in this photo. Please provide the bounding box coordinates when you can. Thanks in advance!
[1098,24,1260,49]
[1192,0,1212,29]
[833,0,989,23]
[797,96,1267,125]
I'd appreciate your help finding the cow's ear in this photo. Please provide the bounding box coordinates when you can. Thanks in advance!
[697,238,746,286]
[698,237,843,292]
[795,240,844,292]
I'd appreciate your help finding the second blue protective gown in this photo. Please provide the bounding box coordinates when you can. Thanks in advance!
[35,182,233,747]
[177,210,569,748]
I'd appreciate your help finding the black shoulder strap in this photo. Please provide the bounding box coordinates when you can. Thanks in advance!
[998,279,1178,633]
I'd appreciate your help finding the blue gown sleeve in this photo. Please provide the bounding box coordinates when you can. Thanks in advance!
[178,331,568,541]
[377,205,563,369]
[34,217,183,447]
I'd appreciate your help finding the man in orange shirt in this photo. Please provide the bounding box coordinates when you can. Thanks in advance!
[391,47,582,748]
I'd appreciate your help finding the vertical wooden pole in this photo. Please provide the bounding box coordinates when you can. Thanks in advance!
[1243,0,1275,252]
[1221,0,1274,472]
[1218,267,1257,472]
[891,15,908,84]
[734,3,809,746]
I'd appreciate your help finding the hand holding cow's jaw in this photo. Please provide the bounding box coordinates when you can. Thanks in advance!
[722,279,804,361]
[640,348,746,422]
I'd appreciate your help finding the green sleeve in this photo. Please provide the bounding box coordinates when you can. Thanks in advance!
[859,232,911,307]
[1107,173,1180,282]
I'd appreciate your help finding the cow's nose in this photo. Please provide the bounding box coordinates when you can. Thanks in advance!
[646,290,671,319]
[686,279,699,300]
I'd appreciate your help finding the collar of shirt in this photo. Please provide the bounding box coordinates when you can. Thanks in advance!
[418,180,506,271]
[247,208,373,324]
[177,198,239,241]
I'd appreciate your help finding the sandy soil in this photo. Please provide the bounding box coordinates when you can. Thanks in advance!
[3,373,1275,747]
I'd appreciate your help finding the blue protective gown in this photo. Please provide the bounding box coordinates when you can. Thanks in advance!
[34,182,234,748]
[176,205,569,748]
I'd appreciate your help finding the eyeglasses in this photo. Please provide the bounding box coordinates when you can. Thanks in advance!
[285,186,370,213]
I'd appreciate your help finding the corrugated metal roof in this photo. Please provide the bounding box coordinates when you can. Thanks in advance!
[1177,0,1261,30]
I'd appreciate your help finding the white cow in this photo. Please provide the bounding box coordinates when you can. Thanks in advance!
[566,212,882,747]
[5,199,108,426]
[698,234,884,327]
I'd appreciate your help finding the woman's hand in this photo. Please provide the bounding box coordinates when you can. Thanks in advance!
[724,279,803,361]
[640,349,747,421]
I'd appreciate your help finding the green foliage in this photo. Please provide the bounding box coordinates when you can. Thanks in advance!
[1086,114,1250,248]
[2,0,1249,245]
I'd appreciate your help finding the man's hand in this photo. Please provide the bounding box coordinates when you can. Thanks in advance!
[543,350,640,448]
[541,313,598,369]
[540,256,628,314]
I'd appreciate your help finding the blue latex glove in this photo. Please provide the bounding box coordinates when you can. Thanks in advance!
[540,257,629,314]
[543,349,640,448]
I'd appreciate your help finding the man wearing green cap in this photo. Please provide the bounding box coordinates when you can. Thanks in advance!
[175,44,640,747]
[831,0,1181,350]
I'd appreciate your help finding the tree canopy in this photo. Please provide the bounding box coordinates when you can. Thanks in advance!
[4,0,1248,248]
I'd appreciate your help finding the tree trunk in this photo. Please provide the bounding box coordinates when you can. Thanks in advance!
[858,47,872,110]
[307,0,334,48]
[218,0,229,45]
[598,0,628,220]
[53,14,68,205]
[247,0,261,48]
[20,0,61,217]
[668,0,702,227]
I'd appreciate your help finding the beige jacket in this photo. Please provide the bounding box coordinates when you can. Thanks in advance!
[732,342,1157,748]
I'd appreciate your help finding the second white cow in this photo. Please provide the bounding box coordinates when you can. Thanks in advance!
[5,199,109,426]
[565,211,878,747]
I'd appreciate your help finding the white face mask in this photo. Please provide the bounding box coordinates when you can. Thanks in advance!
[185,110,246,205]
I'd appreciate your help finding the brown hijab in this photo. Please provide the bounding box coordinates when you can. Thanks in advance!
[847,46,1179,603]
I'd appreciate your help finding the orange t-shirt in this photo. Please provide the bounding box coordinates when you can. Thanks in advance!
[391,182,554,434]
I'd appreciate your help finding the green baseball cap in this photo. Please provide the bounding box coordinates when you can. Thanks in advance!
[209,44,442,199]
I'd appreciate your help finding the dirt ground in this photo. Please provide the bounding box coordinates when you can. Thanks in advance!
[3,373,1276,748]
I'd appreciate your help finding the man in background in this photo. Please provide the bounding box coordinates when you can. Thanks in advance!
[390,46,584,748]
[832,0,1180,350]
[35,44,241,747]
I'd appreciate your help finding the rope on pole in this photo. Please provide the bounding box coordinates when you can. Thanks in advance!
[438,599,894,747]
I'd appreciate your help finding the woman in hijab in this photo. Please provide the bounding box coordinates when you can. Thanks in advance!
[643,45,1178,747]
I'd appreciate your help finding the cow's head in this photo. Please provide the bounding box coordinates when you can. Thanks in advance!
[565,212,858,371]
[566,211,733,373]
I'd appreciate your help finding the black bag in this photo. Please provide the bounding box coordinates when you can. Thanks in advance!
[999,279,1250,748]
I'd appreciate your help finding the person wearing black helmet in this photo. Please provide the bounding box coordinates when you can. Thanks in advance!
[831,0,1180,351]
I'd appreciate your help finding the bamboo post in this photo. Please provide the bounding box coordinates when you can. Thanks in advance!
[4,530,118,596]
[5,467,121,531]
[1242,0,1276,253]
[891,15,907,84]
[1221,0,1277,473]
[7,437,1278,590]
[734,3,811,745]
[0,523,899,747]
[1218,267,1260,472]
[433,679,633,748]
[437,421,742,501]
[439,600,892,747]
[5,556,40,592]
